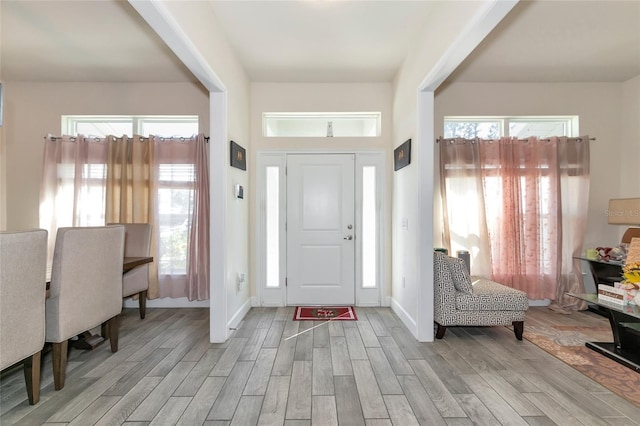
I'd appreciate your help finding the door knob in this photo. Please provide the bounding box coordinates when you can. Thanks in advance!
[344,235,353,240]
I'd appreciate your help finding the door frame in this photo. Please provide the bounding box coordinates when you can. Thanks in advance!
[255,150,387,307]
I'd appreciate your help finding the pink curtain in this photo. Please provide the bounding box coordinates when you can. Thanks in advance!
[187,134,210,300]
[40,134,210,301]
[40,135,109,261]
[440,136,590,308]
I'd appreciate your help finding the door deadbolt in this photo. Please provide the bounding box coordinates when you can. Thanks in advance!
[347,224,353,230]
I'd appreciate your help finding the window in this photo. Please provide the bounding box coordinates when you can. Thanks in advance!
[441,115,582,291]
[62,115,199,276]
[444,116,578,139]
[263,112,381,137]
[265,166,280,287]
[64,115,199,137]
[361,166,377,288]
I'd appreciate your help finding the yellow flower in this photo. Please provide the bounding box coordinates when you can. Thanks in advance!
[623,262,640,284]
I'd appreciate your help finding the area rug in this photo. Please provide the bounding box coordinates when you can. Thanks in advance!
[524,325,640,406]
[293,306,357,321]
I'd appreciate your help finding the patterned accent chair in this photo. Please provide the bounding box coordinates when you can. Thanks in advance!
[433,251,529,340]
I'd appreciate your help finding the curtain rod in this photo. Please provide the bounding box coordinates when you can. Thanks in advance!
[45,135,210,143]
[436,136,595,143]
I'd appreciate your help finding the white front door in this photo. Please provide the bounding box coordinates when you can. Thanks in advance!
[286,154,355,305]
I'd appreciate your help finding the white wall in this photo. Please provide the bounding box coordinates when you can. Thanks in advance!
[619,75,640,205]
[2,82,208,232]
[390,1,491,336]
[434,80,636,250]
[156,1,252,333]
[250,82,393,303]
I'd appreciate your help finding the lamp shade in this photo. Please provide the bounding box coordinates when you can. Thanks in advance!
[607,198,640,225]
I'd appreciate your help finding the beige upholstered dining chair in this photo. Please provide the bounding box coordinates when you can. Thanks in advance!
[109,223,152,319]
[45,225,125,390]
[0,229,48,405]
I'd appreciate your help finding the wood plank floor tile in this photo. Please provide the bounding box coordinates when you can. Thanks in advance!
[173,348,225,397]
[66,396,120,426]
[397,375,447,425]
[127,362,195,421]
[311,395,338,426]
[258,375,290,425]
[344,328,368,360]
[351,359,388,419]
[453,394,499,425]
[334,375,365,426]
[95,377,163,426]
[409,359,466,418]
[208,361,254,421]
[148,396,191,425]
[383,394,419,426]
[209,338,248,377]
[312,347,334,396]
[329,336,353,376]
[286,360,312,420]
[356,321,381,348]
[365,347,402,395]
[2,306,638,426]
[378,337,414,376]
[176,376,226,425]
[243,348,278,396]
[230,395,263,426]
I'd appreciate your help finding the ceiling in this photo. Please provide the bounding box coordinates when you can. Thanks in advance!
[1,0,639,85]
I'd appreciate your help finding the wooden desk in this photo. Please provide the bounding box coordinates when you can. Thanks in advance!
[123,256,154,272]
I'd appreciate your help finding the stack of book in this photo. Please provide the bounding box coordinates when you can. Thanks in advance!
[597,284,626,305]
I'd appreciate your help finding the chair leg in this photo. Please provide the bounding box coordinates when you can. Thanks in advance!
[435,323,447,339]
[106,316,119,352]
[513,321,524,340]
[52,341,68,390]
[23,351,41,404]
[138,290,147,319]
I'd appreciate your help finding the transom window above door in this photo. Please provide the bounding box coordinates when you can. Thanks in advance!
[263,112,381,137]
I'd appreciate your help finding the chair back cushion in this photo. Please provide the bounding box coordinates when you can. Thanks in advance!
[445,256,473,295]
[45,226,125,343]
[0,229,48,369]
[434,251,458,322]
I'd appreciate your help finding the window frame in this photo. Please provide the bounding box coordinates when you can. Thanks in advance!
[444,115,578,139]
[262,112,382,138]
[60,115,200,277]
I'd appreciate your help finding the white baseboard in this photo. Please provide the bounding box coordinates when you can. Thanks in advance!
[123,297,209,309]
[390,297,417,337]
[228,298,252,331]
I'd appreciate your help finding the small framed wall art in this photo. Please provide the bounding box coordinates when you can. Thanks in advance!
[394,139,411,171]
[230,140,246,170]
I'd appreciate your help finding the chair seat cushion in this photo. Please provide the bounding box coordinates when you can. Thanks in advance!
[455,277,529,311]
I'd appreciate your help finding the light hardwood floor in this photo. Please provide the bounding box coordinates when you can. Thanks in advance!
[1,306,639,425]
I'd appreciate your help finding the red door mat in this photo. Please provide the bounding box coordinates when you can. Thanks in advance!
[293,306,357,321]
